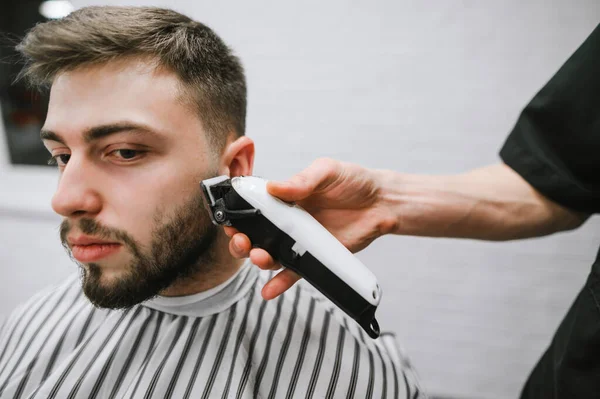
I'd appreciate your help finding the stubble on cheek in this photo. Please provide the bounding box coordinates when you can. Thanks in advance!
[58,185,220,308]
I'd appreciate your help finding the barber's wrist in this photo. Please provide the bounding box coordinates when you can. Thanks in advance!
[373,169,458,238]
[372,168,416,237]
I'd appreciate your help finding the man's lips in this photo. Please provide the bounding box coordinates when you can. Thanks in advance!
[68,236,122,263]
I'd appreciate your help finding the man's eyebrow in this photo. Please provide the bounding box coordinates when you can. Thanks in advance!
[83,123,155,143]
[40,122,163,144]
[40,129,65,144]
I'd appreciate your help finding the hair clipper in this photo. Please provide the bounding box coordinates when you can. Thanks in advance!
[200,175,382,338]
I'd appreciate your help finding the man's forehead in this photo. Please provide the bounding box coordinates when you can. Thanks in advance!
[45,58,200,140]
[51,58,180,98]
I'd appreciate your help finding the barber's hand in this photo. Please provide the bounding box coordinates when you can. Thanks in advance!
[225,157,393,300]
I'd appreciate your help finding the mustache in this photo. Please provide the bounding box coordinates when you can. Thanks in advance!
[60,218,139,254]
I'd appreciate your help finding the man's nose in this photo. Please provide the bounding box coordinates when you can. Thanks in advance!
[51,156,102,218]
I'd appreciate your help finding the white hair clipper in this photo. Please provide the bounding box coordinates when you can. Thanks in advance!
[201,175,382,338]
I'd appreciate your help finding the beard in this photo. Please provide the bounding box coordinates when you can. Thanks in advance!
[60,189,219,309]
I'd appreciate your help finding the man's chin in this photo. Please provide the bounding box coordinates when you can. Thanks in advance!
[82,264,126,284]
[80,264,159,309]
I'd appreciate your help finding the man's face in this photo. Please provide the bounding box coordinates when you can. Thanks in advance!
[42,59,221,308]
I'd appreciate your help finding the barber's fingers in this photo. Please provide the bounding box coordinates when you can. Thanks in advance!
[249,248,279,271]
[261,268,302,300]
[228,232,280,270]
[267,157,342,202]
[223,226,238,237]
[227,231,301,299]
[229,232,250,258]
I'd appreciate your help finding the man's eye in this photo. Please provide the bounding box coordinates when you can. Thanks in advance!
[112,149,141,160]
[48,154,71,166]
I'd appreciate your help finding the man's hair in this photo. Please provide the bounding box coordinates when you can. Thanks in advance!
[16,6,246,148]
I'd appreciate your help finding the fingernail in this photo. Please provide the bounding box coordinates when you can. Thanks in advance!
[262,285,273,300]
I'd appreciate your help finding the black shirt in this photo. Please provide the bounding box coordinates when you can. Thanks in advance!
[499,23,600,399]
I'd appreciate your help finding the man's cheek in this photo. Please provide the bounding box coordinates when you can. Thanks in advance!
[115,203,158,238]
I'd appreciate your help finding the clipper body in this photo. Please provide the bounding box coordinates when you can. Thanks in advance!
[201,175,382,338]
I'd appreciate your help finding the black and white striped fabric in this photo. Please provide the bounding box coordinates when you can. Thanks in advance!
[0,261,425,398]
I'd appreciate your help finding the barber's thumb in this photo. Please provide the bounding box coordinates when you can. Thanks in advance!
[266,176,312,202]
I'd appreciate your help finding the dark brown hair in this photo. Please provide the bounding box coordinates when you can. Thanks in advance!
[16,6,246,148]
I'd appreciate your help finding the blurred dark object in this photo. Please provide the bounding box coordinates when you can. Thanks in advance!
[1,0,53,166]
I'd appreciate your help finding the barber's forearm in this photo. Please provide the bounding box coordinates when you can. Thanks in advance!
[376,163,588,241]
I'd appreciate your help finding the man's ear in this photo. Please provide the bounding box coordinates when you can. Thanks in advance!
[220,135,255,177]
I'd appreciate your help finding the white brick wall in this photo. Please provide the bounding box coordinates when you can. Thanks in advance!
[1,1,599,397]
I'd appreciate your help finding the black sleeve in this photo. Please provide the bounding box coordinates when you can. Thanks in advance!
[499,23,600,214]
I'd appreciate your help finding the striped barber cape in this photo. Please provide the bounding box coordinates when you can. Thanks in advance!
[0,260,425,398]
